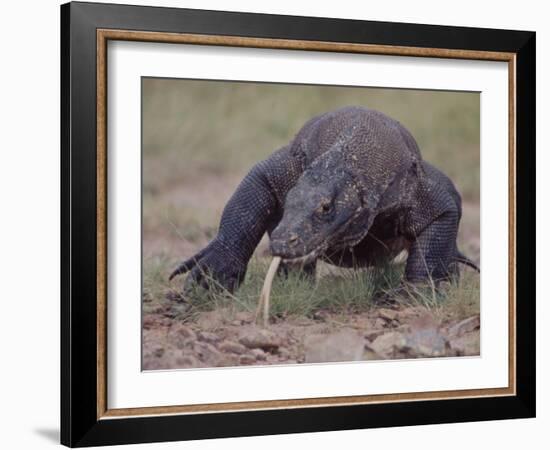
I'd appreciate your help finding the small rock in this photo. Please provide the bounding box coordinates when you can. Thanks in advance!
[176,354,200,367]
[168,324,197,349]
[277,346,291,359]
[216,353,240,367]
[374,318,387,329]
[219,340,247,354]
[448,316,480,338]
[235,311,253,323]
[363,343,386,360]
[173,340,192,350]
[149,314,174,327]
[194,341,222,361]
[239,354,257,365]
[198,331,222,344]
[365,329,386,341]
[153,347,165,358]
[313,310,329,321]
[239,328,281,351]
[172,324,197,340]
[143,314,163,330]
[142,359,164,370]
[406,327,448,357]
[449,330,480,356]
[292,317,314,326]
[305,330,365,363]
[397,307,420,320]
[250,348,267,360]
[196,309,229,329]
[264,354,279,364]
[370,332,408,358]
[378,308,398,322]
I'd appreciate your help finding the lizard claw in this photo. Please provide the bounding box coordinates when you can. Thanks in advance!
[169,238,246,295]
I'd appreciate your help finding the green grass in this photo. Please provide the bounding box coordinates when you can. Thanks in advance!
[417,273,481,321]
[145,255,479,323]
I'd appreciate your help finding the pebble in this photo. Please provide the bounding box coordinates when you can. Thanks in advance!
[198,331,222,344]
[193,341,222,360]
[169,325,196,349]
[406,327,448,357]
[143,315,162,330]
[365,329,386,341]
[172,324,197,340]
[217,354,240,367]
[370,332,408,357]
[448,316,480,338]
[235,311,253,323]
[277,346,290,359]
[363,344,385,360]
[378,308,399,322]
[313,310,329,321]
[176,354,200,367]
[239,354,257,365]
[239,329,281,351]
[448,330,480,356]
[250,348,267,360]
[304,330,365,363]
[219,340,247,354]
[398,307,419,320]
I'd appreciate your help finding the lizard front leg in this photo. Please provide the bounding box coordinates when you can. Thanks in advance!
[169,146,303,294]
[404,209,460,283]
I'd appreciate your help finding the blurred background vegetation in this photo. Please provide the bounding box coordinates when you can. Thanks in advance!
[142,78,480,315]
[143,79,479,196]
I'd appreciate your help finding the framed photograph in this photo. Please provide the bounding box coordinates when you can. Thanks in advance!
[61,1,535,447]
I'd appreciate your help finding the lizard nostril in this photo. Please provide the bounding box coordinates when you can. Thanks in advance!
[288,233,299,246]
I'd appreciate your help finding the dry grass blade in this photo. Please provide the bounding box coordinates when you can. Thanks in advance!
[256,256,281,326]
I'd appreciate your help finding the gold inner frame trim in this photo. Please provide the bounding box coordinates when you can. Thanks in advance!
[96,28,517,420]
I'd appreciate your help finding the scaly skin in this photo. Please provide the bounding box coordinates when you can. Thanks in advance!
[169,106,479,294]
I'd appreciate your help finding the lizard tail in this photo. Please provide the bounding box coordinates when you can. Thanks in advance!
[454,250,480,273]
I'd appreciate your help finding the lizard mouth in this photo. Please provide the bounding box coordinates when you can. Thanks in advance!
[279,243,327,265]
[282,249,318,265]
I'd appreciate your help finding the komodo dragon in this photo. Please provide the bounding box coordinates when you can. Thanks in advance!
[169,106,479,294]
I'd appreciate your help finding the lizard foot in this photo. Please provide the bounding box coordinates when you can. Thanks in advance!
[169,238,247,295]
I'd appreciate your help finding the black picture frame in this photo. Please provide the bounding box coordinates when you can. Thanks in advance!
[61,1,535,447]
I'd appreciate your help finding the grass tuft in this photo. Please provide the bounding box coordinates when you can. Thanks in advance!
[145,256,479,323]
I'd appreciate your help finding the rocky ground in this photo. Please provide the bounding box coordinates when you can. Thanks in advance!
[142,304,480,370]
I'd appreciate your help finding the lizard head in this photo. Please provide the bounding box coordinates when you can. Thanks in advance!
[270,155,363,263]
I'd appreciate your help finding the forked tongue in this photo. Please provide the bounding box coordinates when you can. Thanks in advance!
[256,256,281,327]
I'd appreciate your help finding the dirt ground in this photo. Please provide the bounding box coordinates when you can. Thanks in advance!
[143,304,480,370]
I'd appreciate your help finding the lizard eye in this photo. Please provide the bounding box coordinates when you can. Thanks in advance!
[319,201,332,214]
